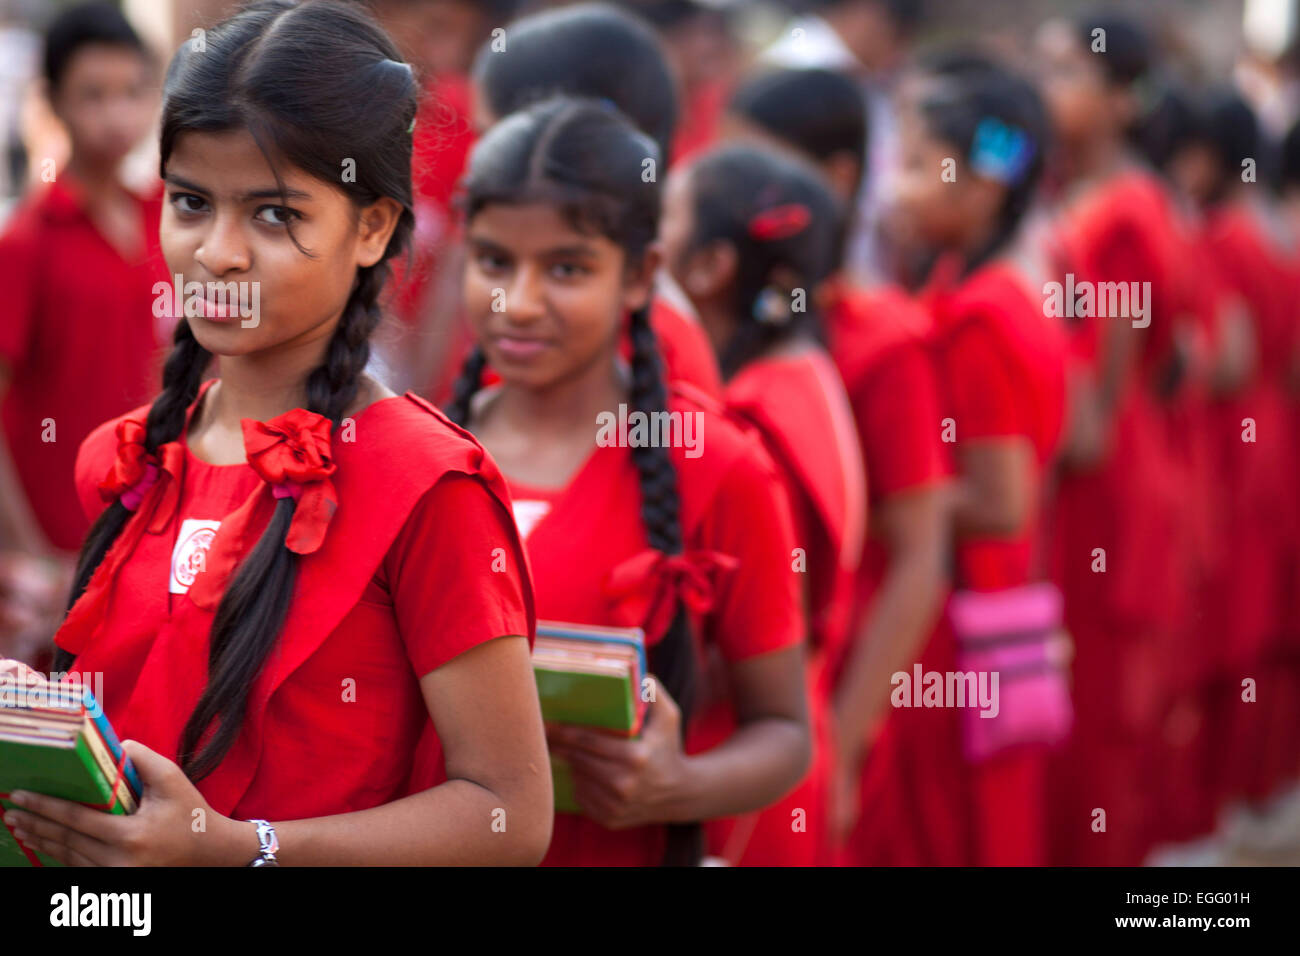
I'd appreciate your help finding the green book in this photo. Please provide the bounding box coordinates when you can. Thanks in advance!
[533,622,646,815]
[0,732,131,867]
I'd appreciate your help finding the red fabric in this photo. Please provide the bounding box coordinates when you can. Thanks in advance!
[510,383,803,866]
[57,381,534,821]
[924,259,1067,866]
[821,280,963,866]
[0,178,168,550]
[386,73,477,329]
[926,259,1068,590]
[1044,171,1193,865]
[709,348,866,866]
[724,348,866,659]
[669,78,730,168]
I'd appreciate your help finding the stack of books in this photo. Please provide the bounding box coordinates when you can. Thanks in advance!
[0,680,141,867]
[533,622,647,814]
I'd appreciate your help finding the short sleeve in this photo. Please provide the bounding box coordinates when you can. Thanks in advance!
[937,320,1026,442]
[0,209,41,366]
[384,472,533,677]
[74,418,119,523]
[855,343,952,501]
[696,440,804,661]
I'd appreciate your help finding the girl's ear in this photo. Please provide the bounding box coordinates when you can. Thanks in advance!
[683,239,738,301]
[355,197,404,268]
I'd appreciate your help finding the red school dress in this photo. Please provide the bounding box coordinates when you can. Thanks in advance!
[505,382,804,866]
[821,279,960,866]
[708,345,867,865]
[925,256,1068,868]
[0,177,168,551]
[53,380,534,823]
[1200,202,1297,806]
[1044,169,1189,866]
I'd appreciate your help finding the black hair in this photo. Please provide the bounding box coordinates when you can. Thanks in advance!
[1074,9,1152,88]
[728,68,867,181]
[1281,116,1300,193]
[471,2,678,161]
[444,95,701,865]
[679,143,841,379]
[914,59,1050,275]
[1136,82,1206,173]
[52,0,417,783]
[1200,88,1262,200]
[43,1,148,92]
[802,0,924,32]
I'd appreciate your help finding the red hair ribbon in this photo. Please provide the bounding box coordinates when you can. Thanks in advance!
[240,409,338,555]
[747,203,812,241]
[98,419,160,510]
[603,547,740,643]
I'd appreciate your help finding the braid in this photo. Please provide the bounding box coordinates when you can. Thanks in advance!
[52,319,212,675]
[444,345,488,427]
[179,272,380,779]
[305,265,384,423]
[627,303,703,866]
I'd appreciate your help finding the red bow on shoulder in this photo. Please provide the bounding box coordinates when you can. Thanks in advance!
[240,409,338,555]
[603,548,740,642]
[98,420,158,507]
[186,409,338,611]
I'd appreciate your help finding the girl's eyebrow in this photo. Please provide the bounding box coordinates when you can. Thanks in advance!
[469,235,597,258]
[163,172,312,203]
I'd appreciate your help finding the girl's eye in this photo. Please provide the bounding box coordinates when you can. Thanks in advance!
[550,261,588,279]
[254,205,299,226]
[170,193,207,215]
[475,251,510,272]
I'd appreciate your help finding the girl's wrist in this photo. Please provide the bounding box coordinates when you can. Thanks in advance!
[661,753,705,824]
[214,815,265,866]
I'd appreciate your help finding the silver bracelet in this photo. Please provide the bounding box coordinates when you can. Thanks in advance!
[246,819,280,867]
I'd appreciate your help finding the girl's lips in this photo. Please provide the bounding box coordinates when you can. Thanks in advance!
[198,296,240,321]
[493,335,550,361]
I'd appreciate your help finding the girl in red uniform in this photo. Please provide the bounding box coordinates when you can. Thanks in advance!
[411,2,724,405]
[1175,91,1297,817]
[658,142,866,864]
[0,4,165,667]
[893,60,1068,866]
[1035,13,1196,864]
[447,95,812,866]
[723,65,955,865]
[0,0,551,867]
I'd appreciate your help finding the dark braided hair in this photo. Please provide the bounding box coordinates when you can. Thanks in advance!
[675,143,841,380]
[53,0,417,781]
[445,95,702,864]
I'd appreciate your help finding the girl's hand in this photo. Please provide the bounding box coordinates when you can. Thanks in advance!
[2,740,255,866]
[546,678,691,830]
[827,750,863,848]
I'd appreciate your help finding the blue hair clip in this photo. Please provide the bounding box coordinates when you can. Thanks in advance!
[969,117,1035,185]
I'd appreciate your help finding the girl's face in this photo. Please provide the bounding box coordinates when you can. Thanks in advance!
[51,44,155,166]
[659,167,735,352]
[893,108,986,251]
[1034,21,1109,146]
[464,201,657,391]
[161,129,399,359]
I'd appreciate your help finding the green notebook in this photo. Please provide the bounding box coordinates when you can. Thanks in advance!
[1,684,138,867]
[533,622,646,815]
